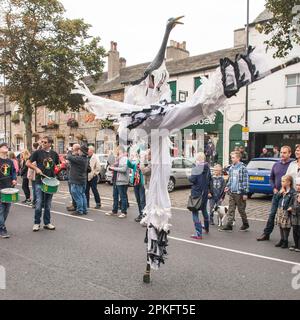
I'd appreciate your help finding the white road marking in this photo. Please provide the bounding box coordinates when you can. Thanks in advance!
[169,236,300,267]
[15,203,94,222]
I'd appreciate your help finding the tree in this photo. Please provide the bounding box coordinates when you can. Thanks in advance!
[0,0,106,151]
[257,0,300,58]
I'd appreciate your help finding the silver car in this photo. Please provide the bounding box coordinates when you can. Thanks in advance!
[168,157,195,192]
[95,154,108,183]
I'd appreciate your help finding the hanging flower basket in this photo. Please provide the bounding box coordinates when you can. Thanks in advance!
[56,133,65,139]
[76,133,85,140]
[100,119,115,130]
[67,118,79,128]
[11,113,20,124]
[42,120,59,129]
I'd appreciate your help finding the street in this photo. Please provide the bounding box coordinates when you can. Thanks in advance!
[0,181,300,300]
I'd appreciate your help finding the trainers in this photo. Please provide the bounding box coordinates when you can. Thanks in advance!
[275,240,284,247]
[33,224,40,232]
[218,225,233,232]
[105,212,118,216]
[67,205,76,212]
[295,248,300,252]
[0,228,10,238]
[239,224,249,232]
[289,246,296,251]
[94,204,101,209]
[118,213,127,219]
[190,234,203,240]
[135,216,142,222]
[44,224,56,231]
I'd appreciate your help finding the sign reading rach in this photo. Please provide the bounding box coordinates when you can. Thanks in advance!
[248,108,300,132]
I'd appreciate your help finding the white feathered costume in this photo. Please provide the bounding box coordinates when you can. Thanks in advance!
[72,46,299,270]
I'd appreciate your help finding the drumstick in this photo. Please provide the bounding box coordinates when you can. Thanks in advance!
[40,173,51,179]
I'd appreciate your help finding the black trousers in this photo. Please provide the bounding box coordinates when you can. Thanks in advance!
[85,176,101,207]
[22,177,31,200]
[293,225,300,249]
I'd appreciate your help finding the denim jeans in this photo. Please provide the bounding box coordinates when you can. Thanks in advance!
[34,183,53,225]
[32,180,37,205]
[71,183,87,214]
[192,200,209,236]
[263,193,280,236]
[208,197,222,222]
[0,202,11,229]
[68,181,76,208]
[85,176,101,207]
[134,184,146,215]
[113,184,128,214]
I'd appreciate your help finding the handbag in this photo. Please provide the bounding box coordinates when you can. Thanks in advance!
[187,195,203,211]
[187,165,210,212]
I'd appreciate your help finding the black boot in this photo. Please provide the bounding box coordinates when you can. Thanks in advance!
[281,240,289,249]
[275,239,284,247]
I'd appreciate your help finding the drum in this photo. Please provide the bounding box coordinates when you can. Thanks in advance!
[1,188,19,203]
[41,177,60,194]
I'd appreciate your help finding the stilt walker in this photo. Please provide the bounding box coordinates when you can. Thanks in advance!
[72,16,300,283]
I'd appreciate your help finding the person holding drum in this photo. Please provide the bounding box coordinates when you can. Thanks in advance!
[0,143,17,238]
[26,136,59,232]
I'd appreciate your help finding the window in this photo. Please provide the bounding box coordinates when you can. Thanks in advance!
[57,140,65,154]
[286,74,300,106]
[183,159,194,168]
[16,138,22,152]
[172,159,183,169]
[47,111,56,122]
[70,112,77,119]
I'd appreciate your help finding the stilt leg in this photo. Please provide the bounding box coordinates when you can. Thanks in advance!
[143,262,151,284]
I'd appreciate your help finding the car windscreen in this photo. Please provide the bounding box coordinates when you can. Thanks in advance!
[247,160,276,171]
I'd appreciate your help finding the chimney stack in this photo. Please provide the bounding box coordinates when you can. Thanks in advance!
[119,57,127,69]
[108,41,120,81]
[166,40,189,61]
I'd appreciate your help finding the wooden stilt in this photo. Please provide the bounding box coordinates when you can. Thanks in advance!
[143,262,151,283]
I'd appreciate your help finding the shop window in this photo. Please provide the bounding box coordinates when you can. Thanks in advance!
[286,74,300,107]
[96,141,104,154]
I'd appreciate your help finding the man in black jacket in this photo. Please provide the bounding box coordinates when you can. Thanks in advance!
[66,145,89,215]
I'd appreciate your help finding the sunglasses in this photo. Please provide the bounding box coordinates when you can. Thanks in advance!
[41,141,49,144]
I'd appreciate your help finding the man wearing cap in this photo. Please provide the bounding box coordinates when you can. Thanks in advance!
[66,145,89,215]
[26,136,59,232]
[0,143,17,238]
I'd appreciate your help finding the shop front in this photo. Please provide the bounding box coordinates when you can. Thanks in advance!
[248,108,300,158]
[180,111,224,165]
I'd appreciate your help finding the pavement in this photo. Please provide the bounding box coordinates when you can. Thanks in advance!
[0,181,300,300]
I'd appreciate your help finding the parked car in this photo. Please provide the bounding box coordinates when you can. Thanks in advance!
[247,157,283,198]
[95,154,109,183]
[55,154,68,181]
[168,157,195,192]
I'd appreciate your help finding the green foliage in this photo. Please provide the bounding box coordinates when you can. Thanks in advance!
[0,0,106,149]
[257,0,300,57]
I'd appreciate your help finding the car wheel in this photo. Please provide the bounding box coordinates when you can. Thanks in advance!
[247,193,253,199]
[57,169,68,181]
[168,178,175,193]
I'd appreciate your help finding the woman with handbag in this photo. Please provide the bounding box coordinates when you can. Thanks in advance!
[188,152,212,240]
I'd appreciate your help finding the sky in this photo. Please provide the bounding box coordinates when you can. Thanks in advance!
[63,0,264,68]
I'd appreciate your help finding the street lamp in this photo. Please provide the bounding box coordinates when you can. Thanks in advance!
[3,74,7,145]
[245,0,250,129]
